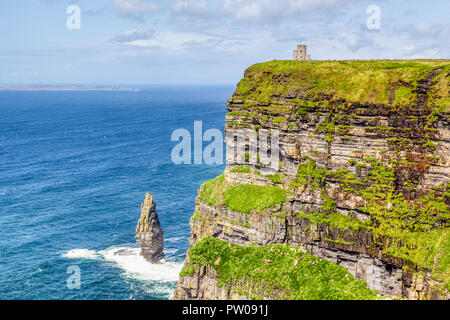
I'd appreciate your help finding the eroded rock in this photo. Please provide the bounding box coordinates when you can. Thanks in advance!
[136,192,164,263]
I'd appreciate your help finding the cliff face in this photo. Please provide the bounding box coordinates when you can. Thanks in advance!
[174,60,450,300]
[136,192,165,263]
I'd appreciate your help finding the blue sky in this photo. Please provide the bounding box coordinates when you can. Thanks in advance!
[0,0,448,85]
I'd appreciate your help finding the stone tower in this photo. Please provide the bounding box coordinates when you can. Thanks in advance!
[293,44,311,61]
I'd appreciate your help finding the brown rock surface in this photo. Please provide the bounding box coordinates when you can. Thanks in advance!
[136,193,164,263]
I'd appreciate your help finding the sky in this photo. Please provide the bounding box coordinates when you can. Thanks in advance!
[0,0,448,85]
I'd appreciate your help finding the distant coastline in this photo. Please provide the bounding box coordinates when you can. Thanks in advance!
[0,85,139,92]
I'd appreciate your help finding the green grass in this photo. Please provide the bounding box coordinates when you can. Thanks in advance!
[290,158,328,189]
[273,116,285,124]
[191,211,206,222]
[385,229,449,291]
[198,174,288,214]
[230,165,252,173]
[180,237,379,300]
[358,171,450,290]
[266,173,285,184]
[197,174,226,206]
[290,155,450,291]
[297,211,372,233]
[233,60,449,109]
[222,184,287,214]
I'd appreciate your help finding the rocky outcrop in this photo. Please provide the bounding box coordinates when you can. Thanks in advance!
[136,192,164,263]
[174,258,250,300]
[175,60,450,300]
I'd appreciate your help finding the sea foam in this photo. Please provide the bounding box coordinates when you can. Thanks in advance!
[99,246,183,282]
[165,236,187,243]
[62,248,98,259]
[63,246,183,283]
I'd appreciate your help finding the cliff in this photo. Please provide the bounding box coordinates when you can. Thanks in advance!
[136,192,165,263]
[174,60,450,300]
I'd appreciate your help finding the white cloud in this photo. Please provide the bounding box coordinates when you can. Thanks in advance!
[115,30,221,51]
[339,31,374,53]
[235,3,261,20]
[38,0,450,84]
[222,0,356,23]
[172,0,206,13]
[404,48,440,60]
[113,0,158,19]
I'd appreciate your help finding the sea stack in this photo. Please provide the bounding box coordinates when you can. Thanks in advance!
[136,192,164,263]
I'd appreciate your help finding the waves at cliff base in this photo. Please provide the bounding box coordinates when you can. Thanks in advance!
[62,249,99,260]
[99,246,183,282]
[63,246,183,283]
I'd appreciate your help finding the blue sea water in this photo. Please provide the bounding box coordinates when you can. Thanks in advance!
[0,86,232,299]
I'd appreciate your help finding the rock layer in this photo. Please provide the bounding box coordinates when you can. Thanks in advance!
[175,60,450,300]
[174,258,249,300]
[136,192,165,263]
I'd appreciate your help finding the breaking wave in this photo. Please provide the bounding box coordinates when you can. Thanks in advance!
[62,246,184,283]
[62,249,98,260]
[164,236,187,243]
[98,246,183,282]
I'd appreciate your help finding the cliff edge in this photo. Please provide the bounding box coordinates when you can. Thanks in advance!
[174,60,450,300]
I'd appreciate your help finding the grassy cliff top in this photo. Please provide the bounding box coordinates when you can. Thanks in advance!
[233,60,450,110]
[180,237,379,300]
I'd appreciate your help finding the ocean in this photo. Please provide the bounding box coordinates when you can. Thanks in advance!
[0,86,232,299]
